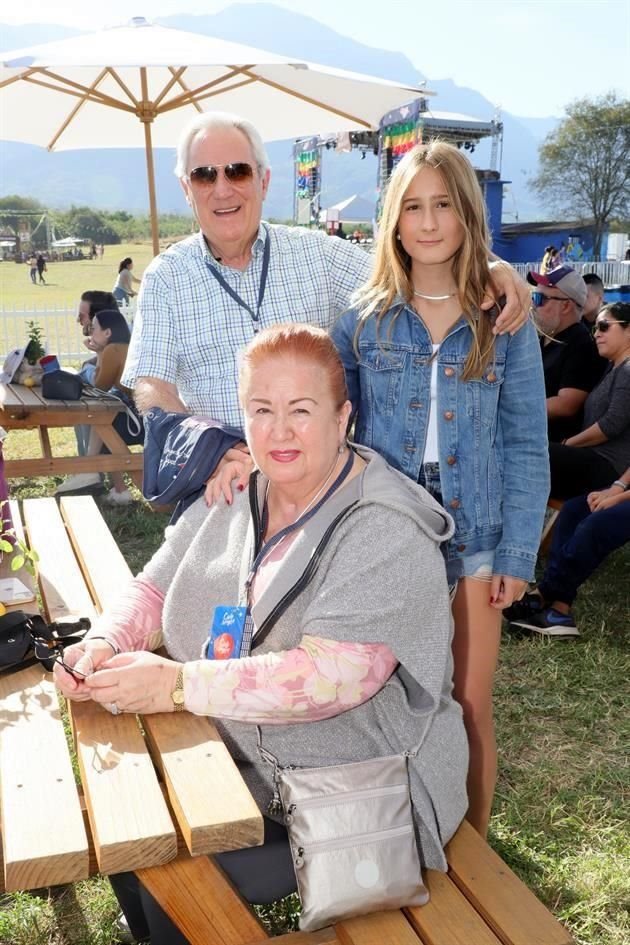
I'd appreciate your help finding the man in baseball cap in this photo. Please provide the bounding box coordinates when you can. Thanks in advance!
[527,265,588,307]
[528,265,604,441]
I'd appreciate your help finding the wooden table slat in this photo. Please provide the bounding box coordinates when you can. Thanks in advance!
[70,699,177,875]
[22,497,97,623]
[0,666,89,891]
[406,870,503,945]
[142,713,264,856]
[446,821,572,945]
[59,495,135,610]
[335,910,424,945]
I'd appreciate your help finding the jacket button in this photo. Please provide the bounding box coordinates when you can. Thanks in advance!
[444,367,455,377]
[446,455,457,466]
[486,372,497,382]
[444,411,454,420]
[457,544,466,552]
[449,498,460,509]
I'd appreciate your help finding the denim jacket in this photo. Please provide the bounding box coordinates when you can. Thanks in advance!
[332,303,550,581]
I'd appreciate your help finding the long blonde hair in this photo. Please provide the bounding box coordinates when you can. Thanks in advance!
[354,141,497,380]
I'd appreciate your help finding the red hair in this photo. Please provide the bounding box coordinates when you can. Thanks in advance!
[239,323,348,408]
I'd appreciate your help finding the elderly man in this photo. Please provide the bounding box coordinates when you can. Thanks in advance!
[528,266,604,442]
[122,111,530,426]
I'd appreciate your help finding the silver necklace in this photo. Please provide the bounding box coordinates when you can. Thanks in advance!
[413,288,456,301]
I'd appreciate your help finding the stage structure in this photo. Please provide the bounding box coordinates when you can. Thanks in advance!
[293,98,503,228]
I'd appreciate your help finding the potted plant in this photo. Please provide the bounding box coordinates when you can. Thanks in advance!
[15,320,46,387]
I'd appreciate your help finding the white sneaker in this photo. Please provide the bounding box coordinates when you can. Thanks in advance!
[55,473,103,495]
[104,488,133,506]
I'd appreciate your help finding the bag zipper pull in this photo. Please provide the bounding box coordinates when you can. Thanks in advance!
[267,786,283,816]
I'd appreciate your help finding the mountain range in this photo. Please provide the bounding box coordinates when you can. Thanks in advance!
[0,3,559,222]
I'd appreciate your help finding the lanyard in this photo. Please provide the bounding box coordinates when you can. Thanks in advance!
[244,450,355,603]
[206,224,271,325]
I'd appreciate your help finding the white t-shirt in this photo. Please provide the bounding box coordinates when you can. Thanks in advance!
[423,345,440,463]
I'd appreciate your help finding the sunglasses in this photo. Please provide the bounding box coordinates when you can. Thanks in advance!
[188,162,255,186]
[531,291,568,308]
[31,633,92,680]
[594,318,629,333]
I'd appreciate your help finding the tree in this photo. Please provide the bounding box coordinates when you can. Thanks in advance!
[531,92,630,259]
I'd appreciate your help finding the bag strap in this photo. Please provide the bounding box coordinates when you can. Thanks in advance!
[82,385,142,439]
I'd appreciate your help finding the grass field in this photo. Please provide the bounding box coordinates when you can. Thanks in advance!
[0,242,160,311]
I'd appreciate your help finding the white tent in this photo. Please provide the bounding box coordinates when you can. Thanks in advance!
[324,194,375,224]
[51,237,83,247]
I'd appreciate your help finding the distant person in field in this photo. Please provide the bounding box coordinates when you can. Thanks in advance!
[27,253,37,284]
[36,253,47,285]
[112,257,141,305]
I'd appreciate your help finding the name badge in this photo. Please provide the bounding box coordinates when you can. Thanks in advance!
[205,605,253,660]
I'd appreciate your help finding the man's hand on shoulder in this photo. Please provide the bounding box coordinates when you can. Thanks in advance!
[484,260,531,336]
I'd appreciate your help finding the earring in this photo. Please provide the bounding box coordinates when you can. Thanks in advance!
[338,442,346,454]
[396,233,401,241]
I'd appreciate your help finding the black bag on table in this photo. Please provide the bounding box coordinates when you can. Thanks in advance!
[42,370,84,400]
[0,610,90,674]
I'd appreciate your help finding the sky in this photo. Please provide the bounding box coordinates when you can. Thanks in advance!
[1,0,629,117]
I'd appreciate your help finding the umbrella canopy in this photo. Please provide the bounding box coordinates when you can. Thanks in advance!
[0,17,425,254]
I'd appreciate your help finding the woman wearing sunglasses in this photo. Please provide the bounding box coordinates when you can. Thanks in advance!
[549,302,630,499]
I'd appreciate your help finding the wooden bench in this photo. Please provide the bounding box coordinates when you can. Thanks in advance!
[0,496,574,945]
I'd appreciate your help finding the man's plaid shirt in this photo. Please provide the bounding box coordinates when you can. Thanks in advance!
[122,224,371,429]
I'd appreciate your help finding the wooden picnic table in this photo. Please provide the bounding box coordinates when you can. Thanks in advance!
[0,496,574,945]
[0,382,143,485]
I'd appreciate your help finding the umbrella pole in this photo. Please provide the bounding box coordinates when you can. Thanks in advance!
[140,68,160,257]
[143,119,160,258]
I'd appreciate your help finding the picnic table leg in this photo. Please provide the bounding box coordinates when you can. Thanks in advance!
[97,424,143,490]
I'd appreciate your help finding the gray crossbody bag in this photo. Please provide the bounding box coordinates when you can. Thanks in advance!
[257,732,429,932]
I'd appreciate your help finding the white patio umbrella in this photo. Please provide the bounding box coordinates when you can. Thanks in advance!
[0,16,425,254]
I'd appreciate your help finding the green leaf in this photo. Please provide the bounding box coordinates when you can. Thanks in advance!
[0,539,13,553]
[10,555,25,571]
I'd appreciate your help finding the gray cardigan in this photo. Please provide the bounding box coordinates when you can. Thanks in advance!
[142,446,469,871]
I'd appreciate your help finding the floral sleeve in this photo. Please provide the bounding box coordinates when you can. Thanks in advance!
[184,635,398,723]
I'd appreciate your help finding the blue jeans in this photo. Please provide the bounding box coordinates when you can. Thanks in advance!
[539,494,630,606]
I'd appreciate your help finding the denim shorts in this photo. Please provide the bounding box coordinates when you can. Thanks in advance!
[418,463,494,585]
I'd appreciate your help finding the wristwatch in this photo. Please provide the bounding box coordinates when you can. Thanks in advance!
[171,666,185,712]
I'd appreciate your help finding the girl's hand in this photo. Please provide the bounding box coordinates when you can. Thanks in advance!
[489,575,528,609]
[204,443,254,507]
[53,638,118,702]
[205,457,254,507]
[484,261,530,335]
[84,651,182,714]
